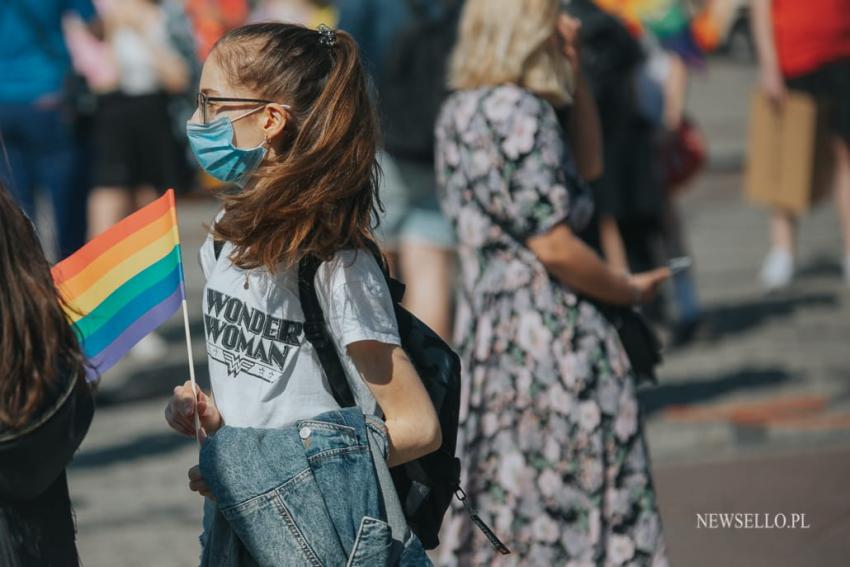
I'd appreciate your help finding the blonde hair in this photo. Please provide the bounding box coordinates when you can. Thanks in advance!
[449,0,573,106]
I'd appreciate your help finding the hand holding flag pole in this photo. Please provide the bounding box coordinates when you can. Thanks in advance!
[172,202,203,447]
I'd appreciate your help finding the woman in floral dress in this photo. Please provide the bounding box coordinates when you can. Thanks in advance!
[434,1,671,565]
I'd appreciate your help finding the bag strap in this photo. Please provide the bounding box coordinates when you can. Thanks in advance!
[297,254,357,408]
[296,244,408,409]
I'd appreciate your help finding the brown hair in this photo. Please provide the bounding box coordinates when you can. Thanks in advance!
[0,184,89,429]
[210,23,384,271]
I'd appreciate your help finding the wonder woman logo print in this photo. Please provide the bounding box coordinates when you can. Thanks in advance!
[204,288,302,383]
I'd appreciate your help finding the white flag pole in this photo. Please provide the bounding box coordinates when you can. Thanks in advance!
[168,189,202,447]
[181,298,202,446]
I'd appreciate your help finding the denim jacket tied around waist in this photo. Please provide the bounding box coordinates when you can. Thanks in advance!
[198,407,431,567]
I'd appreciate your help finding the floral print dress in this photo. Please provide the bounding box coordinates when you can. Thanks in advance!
[434,85,669,566]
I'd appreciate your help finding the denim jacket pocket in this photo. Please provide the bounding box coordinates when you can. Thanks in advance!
[220,469,349,567]
[296,418,365,464]
[346,516,393,567]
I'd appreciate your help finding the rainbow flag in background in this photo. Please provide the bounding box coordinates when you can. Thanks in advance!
[52,189,185,380]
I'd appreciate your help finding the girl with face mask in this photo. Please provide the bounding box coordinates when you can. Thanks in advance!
[164,22,441,560]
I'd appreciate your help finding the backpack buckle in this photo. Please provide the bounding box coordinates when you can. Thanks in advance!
[455,487,511,555]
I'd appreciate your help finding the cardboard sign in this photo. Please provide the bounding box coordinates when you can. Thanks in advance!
[745,90,834,213]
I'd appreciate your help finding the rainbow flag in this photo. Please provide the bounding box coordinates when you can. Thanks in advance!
[52,190,186,379]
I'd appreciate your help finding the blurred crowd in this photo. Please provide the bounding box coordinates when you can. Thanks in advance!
[3,1,850,565]
[0,0,846,351]
[0,0,736,347]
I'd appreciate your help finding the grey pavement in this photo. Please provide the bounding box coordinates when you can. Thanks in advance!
[66,57,850,566]
[687,58,757,169]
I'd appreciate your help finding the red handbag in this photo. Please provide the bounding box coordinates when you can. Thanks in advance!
[662,116,707,193]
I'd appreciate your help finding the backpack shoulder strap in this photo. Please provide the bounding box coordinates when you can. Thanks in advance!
[297,254,356,408]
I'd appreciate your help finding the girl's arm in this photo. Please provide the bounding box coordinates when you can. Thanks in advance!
[662,53,688,131]
[528,222,670,305]
[751,0,785,102]
[347,341,442,467]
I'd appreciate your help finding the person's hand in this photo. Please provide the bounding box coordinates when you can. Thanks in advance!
[628,268,671,304]
[165,380,223,440]
[760,65,786,105]
[188,465,215,500]
[556,13,583,76]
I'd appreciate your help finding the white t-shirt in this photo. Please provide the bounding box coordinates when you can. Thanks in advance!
[198,234,401,429]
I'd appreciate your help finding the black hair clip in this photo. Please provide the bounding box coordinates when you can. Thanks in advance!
[317,24,337,48]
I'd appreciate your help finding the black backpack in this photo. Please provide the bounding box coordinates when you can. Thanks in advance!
[297,244,508,553]
[378,0,462,161]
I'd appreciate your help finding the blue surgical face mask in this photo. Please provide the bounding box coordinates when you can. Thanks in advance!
[185,113,267,184]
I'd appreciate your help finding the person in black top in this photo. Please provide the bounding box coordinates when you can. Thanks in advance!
[0,182,94,566]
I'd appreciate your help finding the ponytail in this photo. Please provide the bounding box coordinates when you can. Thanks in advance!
[210,23,383,272]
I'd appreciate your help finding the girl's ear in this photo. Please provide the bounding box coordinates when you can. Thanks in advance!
[262,104,290,146]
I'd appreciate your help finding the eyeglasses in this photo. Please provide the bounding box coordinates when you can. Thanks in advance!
[196,92,277,125]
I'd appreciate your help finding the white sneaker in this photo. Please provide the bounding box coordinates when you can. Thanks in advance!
[130,332,168,362]
[759,248,794,291]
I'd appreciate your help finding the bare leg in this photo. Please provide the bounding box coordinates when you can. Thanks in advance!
[599,215,629,274]
[770,208,797,255]
[399,241,455,343]
[133,184,160,210]
[759,208,796,290]
[88,186,132,238]
[663,53,688,131]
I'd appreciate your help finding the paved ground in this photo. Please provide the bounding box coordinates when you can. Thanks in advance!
[645,167,850,566]
[65,57,850,566]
